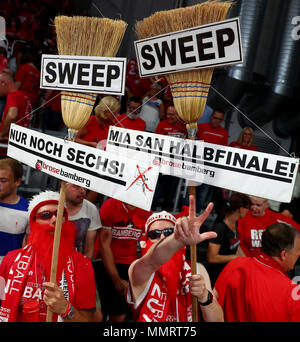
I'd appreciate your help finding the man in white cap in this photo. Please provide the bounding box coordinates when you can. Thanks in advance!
[127,195,224,322]
[0,191,96,322]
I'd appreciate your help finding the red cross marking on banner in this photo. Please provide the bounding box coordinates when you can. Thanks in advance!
[126,165,153,192]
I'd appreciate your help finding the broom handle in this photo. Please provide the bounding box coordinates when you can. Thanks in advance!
[186,123,198,322]
[46,180,67,322]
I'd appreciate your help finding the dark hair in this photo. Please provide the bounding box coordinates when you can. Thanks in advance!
[128,96,142,105]
[215,192,251,223]
[261,223,299,256]
[0,158,24,181]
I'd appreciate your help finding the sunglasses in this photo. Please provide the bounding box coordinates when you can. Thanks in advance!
[35,209,67,221]
[147,228,174,240]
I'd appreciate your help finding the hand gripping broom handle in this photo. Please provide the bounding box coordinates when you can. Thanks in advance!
[46,181,67,322]
[186,122,198,322]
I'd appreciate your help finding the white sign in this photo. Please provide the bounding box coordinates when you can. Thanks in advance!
[40,54,126,95]
[106,126,299,203]
[8,124,159,211]
[134,17,242,77]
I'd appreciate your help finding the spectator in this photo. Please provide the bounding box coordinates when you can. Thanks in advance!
[238,196,300,257]
[197,109,228,146]
[0,190,96,322]
[40,89,63,131]
[93,197,151,322]
[181,110,228,213]
[229,127,258,151]
[0,158,29,265]
[125,58,151,99]
[214,223,300,321]
[127,196,224,322]
[75,96,120,150]
[115,96,146,131]
[65,183,101,259]
[0,72,31,156]
[152,103,186,211]
[139,82,165,132]
[206,192,251,286]
[14,47,41,109]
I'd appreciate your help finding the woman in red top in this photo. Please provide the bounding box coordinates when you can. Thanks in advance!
[230,127,258,151]
[75,96,120,150]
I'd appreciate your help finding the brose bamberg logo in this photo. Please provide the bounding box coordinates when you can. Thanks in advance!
[36,160,91,187]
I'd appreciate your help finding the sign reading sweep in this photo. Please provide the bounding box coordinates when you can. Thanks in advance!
[134,17,242,77]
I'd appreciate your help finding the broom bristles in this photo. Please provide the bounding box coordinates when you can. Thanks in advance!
[135,1,233,124]
[54,16,127,137]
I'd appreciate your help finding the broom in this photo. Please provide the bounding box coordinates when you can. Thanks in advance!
[46,15,127,322]
[136,1,232,322]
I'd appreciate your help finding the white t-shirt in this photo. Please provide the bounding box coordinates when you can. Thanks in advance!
[69,199,102,254]
[139,97,163,132]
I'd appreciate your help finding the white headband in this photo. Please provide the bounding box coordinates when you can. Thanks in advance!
[145,211,177,233]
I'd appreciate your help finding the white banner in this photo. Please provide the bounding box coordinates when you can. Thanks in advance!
[134,17,242,77]
[7,124,159,211]
[40,54,126,95]
[106,126,299,203]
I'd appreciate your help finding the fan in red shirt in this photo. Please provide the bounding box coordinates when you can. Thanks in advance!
[0,73,31,155]
[229,126,258,151]
[93,197,152,322]
[197,110,228,146]
[115,96,146,131]
[238,196,300,257]
[15,49,41,108]
[214,222,300,322]
[152,103,186,211]
[75,96,120,150]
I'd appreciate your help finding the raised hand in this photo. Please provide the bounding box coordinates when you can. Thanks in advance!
[174,195,217,246]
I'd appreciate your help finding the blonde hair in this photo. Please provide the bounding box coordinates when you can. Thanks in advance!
[94,96,120,120]
[237,127,254,146]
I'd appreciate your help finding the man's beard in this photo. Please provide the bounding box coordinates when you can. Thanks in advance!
[141,239,186,299]
[28,220,76,282]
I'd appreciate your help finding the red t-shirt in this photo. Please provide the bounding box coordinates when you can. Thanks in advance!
[97,198,151,264]
[81,116,110,143]
[15,64,40,107]
[115,113,146,132]
[0,90,31,133]
[229,141,258,151]
[197,122,228,145]
[155,119,187,138]
[238,209,300,256]
[215,253,300,322]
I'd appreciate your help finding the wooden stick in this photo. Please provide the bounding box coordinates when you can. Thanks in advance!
[186,123,198,322]
[46,180,67,322]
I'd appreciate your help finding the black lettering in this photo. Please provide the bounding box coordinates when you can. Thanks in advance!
[215,149,226,163]
[45,141,53,154]
[67,147,76,161]
[30,136,37,148]
[204,147,214,161]
[136,135,144,147]
[108,160,118,175]
[275,161,289,176]
[216,28,235,58]
[196,32,215,61]
[96,156,108,171]
[91,64,104,87]
[141,45,155,70]
[58,63,76,84]
[154,39,177,67]
[37,139,45,151]
[106,65,120,87]
[75,150,86,165]
[261,158,273,173]
[77,64,90,86]
[109,129,120,142]
[246,156,260,171]
[178,36,196,64]
[45,62,57,83]
[232,153,247,168]
[86,153,96,168]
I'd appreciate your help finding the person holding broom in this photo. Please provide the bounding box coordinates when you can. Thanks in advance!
[0,191,96,322]
[127,195,224,322]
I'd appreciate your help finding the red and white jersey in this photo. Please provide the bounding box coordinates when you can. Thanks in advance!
[99,198,152,264]
[238,209,300,256]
